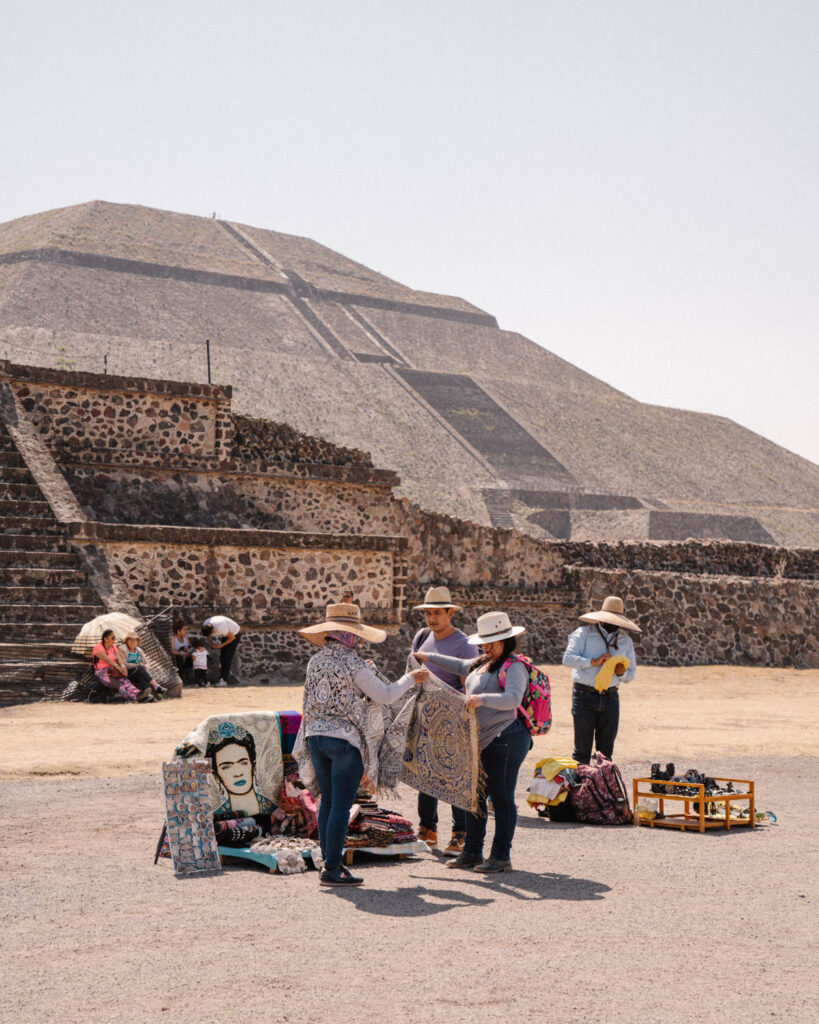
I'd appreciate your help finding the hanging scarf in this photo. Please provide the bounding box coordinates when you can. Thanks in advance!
[325,631,360,649]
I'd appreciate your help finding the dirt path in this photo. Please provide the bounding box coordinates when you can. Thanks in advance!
[1,666,818,1023]
[1,664,817,779]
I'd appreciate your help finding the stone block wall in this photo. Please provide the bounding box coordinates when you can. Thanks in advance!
[61,463,401,536]
[70,524,401,625]
[2,358,816,679]
[0,360,231,457]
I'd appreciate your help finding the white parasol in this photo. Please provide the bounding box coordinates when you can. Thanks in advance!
[71,612,144,656]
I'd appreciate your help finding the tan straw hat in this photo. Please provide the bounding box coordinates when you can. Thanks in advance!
[297,603,387,647]
[413,586,462,611]
[579,596,641,633]
[466,611,526,646]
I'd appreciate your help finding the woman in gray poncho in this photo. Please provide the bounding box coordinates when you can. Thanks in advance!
[298,602,428,888]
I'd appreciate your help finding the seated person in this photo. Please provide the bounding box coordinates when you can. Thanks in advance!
[171,619,193,684]
[91,629,144,702]
[121,633,164,701]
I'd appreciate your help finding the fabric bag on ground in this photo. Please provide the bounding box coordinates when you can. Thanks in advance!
[569,752,633,824]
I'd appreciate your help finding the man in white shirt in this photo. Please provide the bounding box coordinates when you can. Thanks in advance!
[562,596,640,764]
[201,614,242,687]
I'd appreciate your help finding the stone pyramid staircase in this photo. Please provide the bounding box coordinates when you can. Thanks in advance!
[0,420,104,702]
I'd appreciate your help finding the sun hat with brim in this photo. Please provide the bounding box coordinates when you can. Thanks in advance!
[579,596,641,634]
[466,611,526,646]
[298,603,387,647]
[413,586,462,611]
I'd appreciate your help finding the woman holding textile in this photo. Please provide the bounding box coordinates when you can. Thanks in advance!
[415,611,530,873]
[298,603,428,887]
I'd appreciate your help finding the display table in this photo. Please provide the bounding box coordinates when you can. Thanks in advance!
[632,776,755,833]
[342,840,430,865]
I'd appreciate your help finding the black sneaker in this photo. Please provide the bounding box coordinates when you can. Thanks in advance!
[320,866,363,886]
[445,853,483,870]
[473,857,512,873]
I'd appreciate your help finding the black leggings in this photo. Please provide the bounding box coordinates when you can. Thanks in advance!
[127,664,154,692]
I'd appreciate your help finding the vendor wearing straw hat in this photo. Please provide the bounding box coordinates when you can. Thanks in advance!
[562,596,642,765]
[410,586,478,856]
[415,610,531,873]
[297,603,429,888]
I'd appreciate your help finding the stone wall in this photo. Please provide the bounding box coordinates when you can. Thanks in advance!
[231,413,373,468]
[69,523,403,625]
[1,360,231,457]
[2,359,816,678]
[61,463,401,536]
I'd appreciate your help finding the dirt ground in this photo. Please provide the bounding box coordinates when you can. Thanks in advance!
[1,665,818,1024]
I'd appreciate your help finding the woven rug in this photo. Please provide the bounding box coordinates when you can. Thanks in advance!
[400,666,483,814]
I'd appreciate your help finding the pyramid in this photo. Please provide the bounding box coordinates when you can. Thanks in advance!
[1,200,817,547]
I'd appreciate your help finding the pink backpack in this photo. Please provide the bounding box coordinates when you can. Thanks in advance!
[569,752,632,824]
[497,655,552,736]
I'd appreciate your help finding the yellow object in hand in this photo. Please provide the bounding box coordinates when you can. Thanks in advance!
[594,655,630,692]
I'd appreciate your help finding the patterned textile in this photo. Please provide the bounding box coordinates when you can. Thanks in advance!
[162,759,222,877]
[271,775,319,837]
[345,801,418,848]
[278,712,302,756]
[175,712,284,823]
[296,645,417,797]
[401,662,483,814]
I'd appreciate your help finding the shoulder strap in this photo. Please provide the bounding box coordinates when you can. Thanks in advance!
[497,654,529,689]
[412,627,431,653]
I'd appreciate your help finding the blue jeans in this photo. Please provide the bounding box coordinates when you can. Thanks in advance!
[572,683,620,764]
[464,717,531,862]
[307,735,363,870]
[418,792,467,834]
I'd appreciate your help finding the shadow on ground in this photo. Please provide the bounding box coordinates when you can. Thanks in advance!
[330,868,610,915]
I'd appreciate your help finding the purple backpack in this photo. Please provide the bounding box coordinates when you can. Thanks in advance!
[497,655,552,736]
[569,752,632,824]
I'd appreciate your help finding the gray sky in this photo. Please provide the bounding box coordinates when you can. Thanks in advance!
[2,1,817,464]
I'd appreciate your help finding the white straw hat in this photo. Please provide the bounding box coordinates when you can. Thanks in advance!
[413,586,462,611]
[297,603,387,647]
[579,596,641,633]
[466,611,526,646]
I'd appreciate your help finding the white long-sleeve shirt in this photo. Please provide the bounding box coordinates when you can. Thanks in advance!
[562,625,637,688]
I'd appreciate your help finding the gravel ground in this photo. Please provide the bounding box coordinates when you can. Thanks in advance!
[2,753,817,1024]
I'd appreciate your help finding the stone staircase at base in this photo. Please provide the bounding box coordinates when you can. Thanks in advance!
[0,422,104,703]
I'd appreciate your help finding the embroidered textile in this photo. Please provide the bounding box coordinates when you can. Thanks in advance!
[296,645,417,796]
[401,660,483,814]
[162,759,222,877]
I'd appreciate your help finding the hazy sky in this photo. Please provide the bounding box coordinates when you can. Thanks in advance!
[2,1,817,464]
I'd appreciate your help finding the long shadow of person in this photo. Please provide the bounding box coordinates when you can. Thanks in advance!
[410,868,610,903]
[328,883,495,917]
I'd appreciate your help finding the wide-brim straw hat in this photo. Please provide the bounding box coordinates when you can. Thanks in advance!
[466,611,526,646]
[413,586,462,611]
[298,603,387,647]
[579,596,642,633]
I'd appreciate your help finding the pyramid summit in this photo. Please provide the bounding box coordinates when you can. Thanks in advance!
[0,199,817,547]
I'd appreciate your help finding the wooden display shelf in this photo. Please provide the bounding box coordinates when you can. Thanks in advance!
[633,776,755,833]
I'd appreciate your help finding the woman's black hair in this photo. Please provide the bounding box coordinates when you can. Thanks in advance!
[173,619,187,633]
[470,636,518,674]
[206,733,257,782]
[101,628,115,644]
